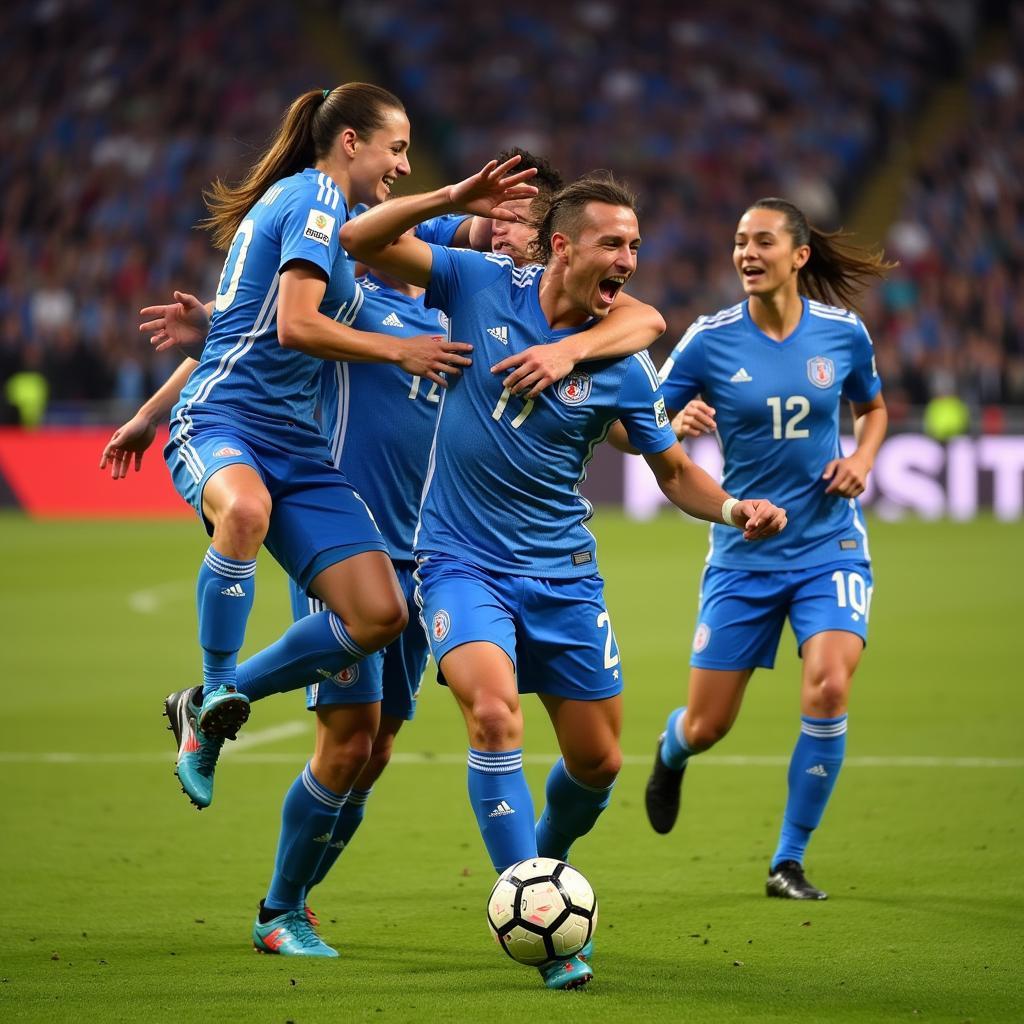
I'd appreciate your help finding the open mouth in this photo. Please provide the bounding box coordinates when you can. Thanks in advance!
[598,276,626,304]
[382,175,396,194]
[742,266,765,282]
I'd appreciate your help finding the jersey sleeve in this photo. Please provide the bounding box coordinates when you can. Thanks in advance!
[416,214,469,247]
[841,318,883,402]
[424,244,506,314]
[616,352,678,454]
[277,180,342,279]
[657,321,708,412]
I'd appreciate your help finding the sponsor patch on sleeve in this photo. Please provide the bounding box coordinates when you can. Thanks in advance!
[654,396,670,428]
[304,209,336,246]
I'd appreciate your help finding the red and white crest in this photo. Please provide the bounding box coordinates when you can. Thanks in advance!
[213,446,243,458]
[693,622,712,653]
[333,665,359,687]
[556,372,592,406]
[432,609,451,642]
[806,356,835,389]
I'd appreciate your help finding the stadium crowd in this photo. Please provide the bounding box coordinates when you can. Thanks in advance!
[0,0,1020,425]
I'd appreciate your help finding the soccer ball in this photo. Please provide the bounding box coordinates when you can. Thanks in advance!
[486,857,597,966]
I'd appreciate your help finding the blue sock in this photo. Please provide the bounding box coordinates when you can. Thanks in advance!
[307,787,372,890]
[196,547,256,698]
[234,611,368,703]
[771,714,848,870]
[660,706,695,770]
[535,758,614,862]
[265,763,348,913]
[467,749,537,872]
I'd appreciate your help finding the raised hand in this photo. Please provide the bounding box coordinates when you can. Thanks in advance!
[674,399,717,438]
[446,157,539,221]
[731,498,787,541]
[491,343,575,399]
[99,413,158,479]
[140,291,210,353]
[394,336,473,388]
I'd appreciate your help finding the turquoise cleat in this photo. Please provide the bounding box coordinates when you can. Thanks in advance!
[196,684,250,739]
[538,954,593,990]
[163,685,248,809]
[253,903,339,957]
[577,937,594,961]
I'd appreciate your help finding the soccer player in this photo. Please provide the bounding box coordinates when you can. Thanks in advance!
[128,83,488,956]
[341,168,787,988]
[636,198,891,900]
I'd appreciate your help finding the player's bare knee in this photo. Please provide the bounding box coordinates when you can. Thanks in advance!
[217,495,269,550]
[685,715,730,751]
[806,673,849,716]
[318,731,374,787]
[469,701,521,750]
[567,746,621,789]
[354,599,408,651]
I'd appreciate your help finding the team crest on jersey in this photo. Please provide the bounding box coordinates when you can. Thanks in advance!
[304,208,336,246]
[332,665,359,687]
[807,356,835,389]
[556,372,592,406]
[432,610,451,642]
[693,622,712,653]
[213,446,242,458]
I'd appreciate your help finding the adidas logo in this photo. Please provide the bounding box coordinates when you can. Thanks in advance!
[488,800,516,817]
[313,832,332,843]
[220,584,246,598]
[382,311,403,328]
[486,325,509,344]
[329,839,346,850]
[806,764,829,777]
[730,368,753,383]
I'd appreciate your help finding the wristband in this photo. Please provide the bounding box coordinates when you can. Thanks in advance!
[721,498,740,527]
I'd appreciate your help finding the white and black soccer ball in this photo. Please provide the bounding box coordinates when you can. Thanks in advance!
[486,857,597,966]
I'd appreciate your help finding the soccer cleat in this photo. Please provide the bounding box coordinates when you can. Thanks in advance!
[253,902,339,957]
[576,937,594,961]
[644,735,687,835]
[538,954,593,990]
[304,904,321,929]
[196,684,250,740]
[766,860,828,900]
[164,686,216,809]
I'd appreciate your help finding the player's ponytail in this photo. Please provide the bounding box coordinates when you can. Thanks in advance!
[749,198,897,313]
[202,83,405,251]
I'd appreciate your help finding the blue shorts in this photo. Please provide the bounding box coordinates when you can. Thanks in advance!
[290,561,427,719]
[166,425,387,592]
[690,560,874,671]
[414,553,623,701]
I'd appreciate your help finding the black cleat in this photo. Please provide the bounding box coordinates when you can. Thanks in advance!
[766,860,828,900]
[644,735,686,835]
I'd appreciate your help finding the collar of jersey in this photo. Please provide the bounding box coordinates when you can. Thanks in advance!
[741,296,809,349]
[527,269,597,342]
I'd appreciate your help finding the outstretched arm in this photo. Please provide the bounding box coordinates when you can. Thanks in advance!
[99,357,197,479]
[340,157,538,286]
[492,292,666,398]
[644,443,787,541]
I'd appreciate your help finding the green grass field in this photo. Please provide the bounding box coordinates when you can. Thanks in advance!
[1,512,1021,1023]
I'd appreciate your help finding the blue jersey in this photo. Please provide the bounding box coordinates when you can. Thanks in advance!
[172,169,356,454]
[316,273,448,560]
[417,245,676,578]
[658,298,882,571]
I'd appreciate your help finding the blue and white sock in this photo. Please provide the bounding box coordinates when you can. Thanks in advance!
[467,748,537,872]
[307,787,373,890]
[535,758,614,862]
[771,714,848,870]
[196,547,256,698]
[264,763,348,913]
[659,706,696,770]
[234,611,368,704]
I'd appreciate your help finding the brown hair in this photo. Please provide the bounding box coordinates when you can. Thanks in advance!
[202,83,405,250]
[748,197,896,312]
[530,173,639,265]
